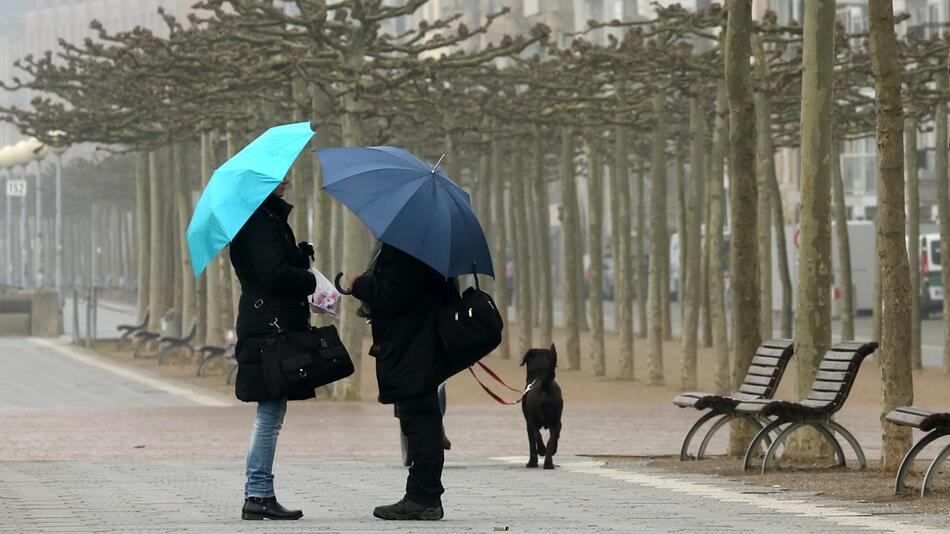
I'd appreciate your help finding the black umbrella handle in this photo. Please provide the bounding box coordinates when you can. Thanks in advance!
[334,272,352,295]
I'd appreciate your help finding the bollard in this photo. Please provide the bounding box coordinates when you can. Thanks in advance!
[71,288,79,345]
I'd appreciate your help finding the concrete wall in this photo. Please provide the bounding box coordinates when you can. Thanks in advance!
[0,289,60,337]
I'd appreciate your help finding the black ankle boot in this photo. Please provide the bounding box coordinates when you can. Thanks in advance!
[373,497,443,520]
[242,496,303,520]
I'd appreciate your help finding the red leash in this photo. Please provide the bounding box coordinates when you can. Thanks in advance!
[468,362,528,406]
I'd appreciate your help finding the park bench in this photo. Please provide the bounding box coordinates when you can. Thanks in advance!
[736,340,878,473]
[197,329,236,378]
[885,406,950,496]
[673,339,794,460]
[157,321,198,365]
[116,312,149,350]
[131,327,161,359]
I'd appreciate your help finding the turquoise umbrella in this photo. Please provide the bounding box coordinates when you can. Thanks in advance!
[187,121,315,278]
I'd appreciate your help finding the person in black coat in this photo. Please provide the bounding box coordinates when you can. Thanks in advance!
[229,178,316,521]
[349,243,449,521]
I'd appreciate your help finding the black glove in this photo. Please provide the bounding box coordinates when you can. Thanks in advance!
[298,241,315,261]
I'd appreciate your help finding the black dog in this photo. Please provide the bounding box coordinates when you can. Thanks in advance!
[521,344,563,469]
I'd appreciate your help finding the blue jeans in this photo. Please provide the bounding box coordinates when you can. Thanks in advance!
[245,399,287,498]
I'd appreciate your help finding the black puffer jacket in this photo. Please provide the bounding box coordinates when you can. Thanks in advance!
[351,244,449,404]
[229,194,316,402]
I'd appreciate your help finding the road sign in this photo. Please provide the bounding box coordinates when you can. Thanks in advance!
[5,180,26,197]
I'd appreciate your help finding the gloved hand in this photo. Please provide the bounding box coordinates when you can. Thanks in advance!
[298,241,315,261]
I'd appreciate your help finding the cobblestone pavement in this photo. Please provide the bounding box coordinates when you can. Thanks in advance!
[2,336,947,533]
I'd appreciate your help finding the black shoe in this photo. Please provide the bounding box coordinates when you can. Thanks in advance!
[242,496,303,521]
[373,498,444,520]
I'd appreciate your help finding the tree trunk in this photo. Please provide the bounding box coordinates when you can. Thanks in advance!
[726,0,762,455]
[753,36,774,340]
[135,152,150,323]
[586,131,606,376]
[636,157,648,338]
[905,113,922,370]
[648,92,667,385]
[708,82,731,395]
[311,85,333,279]
[148,148,166,333]
[681,97,706,390]
[511,146,533,361]
[202,132,223,346]
[290,78,309,237]
[533,128,554,346]
[937,55,950,374]
[789,0,835,461]
[491,132,511,360]
[869,0,914,473]
[771,158,794,339]
[559,126,582,370]
[677,149,687,328]
[616,129,635,379]
[335,55,371,401]
[833,140,855,341]
[174,142,196,333]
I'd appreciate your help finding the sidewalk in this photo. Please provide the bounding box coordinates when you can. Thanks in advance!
[4,456,949,533]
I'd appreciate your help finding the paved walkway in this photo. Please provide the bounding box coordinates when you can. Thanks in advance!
[1,336,947,533]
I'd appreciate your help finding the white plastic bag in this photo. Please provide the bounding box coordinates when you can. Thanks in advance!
[308,267,341,317]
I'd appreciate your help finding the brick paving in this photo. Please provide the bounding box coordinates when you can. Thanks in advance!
[0,336,944,533]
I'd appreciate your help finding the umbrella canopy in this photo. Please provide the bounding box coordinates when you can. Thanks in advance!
[316,146,494,278]
[187,121,315,277]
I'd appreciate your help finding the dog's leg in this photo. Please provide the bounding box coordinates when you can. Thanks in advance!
[543,422,561,470]
[526,423,539,468]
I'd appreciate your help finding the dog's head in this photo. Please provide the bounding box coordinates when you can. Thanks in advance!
[520,344,557,381]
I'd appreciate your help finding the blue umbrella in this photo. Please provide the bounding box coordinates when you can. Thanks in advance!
[187,122,315,278]
[316,146,494,278]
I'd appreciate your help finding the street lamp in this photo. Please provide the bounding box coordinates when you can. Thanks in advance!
[0,145,15,286]
[10,141,35,288]
[44,132,68,303]
[29,137,49,289]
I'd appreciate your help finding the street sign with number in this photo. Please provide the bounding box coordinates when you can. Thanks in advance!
[5,180,26,197]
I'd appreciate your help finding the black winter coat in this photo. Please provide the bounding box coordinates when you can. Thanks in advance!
[230,194,317,402]
[351,244,449,404]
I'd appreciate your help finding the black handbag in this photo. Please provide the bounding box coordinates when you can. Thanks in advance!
[259,322,354,399]
[437,276,504,380]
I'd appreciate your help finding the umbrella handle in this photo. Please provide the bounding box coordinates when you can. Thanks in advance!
[334,272,352,295]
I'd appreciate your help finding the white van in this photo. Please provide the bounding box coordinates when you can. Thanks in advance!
[918,233,943,318]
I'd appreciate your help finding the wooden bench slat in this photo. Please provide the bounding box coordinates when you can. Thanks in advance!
[743,375,774,387]
[805,390,840,402]
[885,411,928,427]
[738,384,769,396]
[819,360,852,372]
[750,355,781,367]
[831,341,871,351]
[897,406,937,417]
[801,399,833,409]
[761,339,794,349]
[814,370,848,382]
[756,347,789,358]
[811,380,847,393]
[824,351,863,363]
[746,365,779,377]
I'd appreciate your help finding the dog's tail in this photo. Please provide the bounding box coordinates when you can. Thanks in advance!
[541,343,558,391]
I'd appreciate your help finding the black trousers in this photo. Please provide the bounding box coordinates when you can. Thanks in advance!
[395,389,444,506]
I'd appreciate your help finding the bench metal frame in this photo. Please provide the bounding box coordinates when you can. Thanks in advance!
[738,341,878,473]
[157,322,198,365]
[116,312,149,350]
[887,406,950,496]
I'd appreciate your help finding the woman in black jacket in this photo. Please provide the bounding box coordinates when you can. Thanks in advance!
[229,178,316,521]
[350,244,449,521]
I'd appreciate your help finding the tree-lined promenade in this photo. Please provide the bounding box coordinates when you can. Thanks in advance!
[2,0,949,473]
